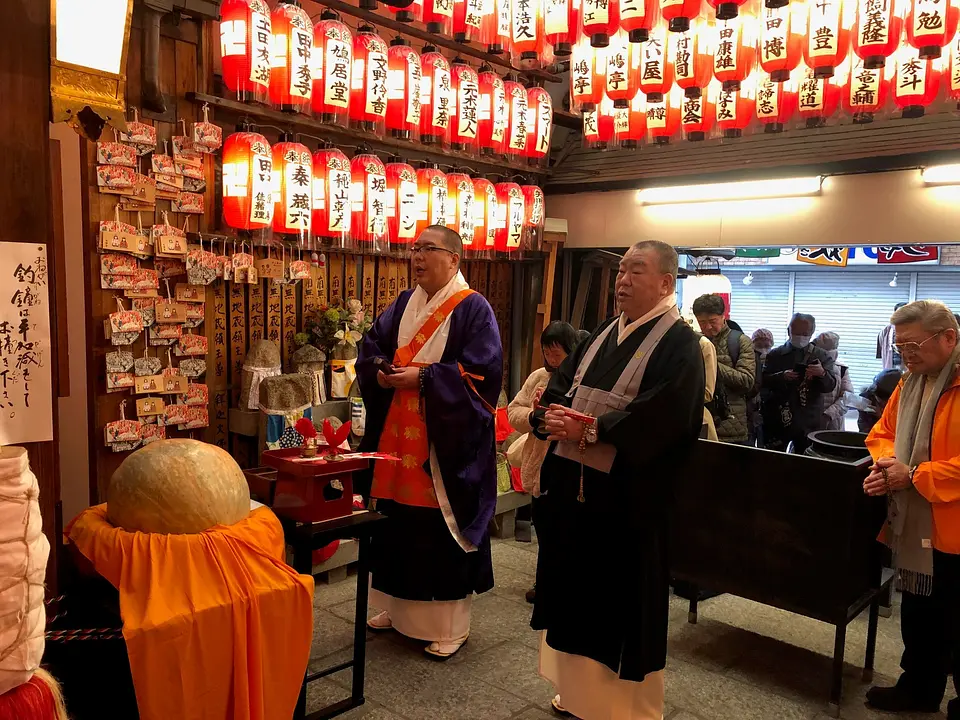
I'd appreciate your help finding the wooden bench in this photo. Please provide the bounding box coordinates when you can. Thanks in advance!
[489,490,531,539]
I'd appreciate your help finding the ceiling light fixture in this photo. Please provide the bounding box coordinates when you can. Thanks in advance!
[921,163,960,185]
[889,273,898,288]
[743,272,754,286]
[636,176,823,205]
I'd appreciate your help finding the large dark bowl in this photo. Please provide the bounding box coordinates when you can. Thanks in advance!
[806,430,871,462]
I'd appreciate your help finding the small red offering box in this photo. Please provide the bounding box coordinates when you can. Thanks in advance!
[259,449,369,523]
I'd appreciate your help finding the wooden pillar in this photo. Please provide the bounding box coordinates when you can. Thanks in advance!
[1,0,60,594]
[531,231,565,372]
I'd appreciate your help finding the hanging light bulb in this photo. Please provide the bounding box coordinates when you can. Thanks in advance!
[743,271,754,285]
[889,272,899,287]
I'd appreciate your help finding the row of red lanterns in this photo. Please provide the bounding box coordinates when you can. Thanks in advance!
[583,49,957,147]
[569,0,960,115]
[221,129,545,255]
[219,1,553,164]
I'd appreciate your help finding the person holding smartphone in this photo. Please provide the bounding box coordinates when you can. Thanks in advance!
[761,313,837,453]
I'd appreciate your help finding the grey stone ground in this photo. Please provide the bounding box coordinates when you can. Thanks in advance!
[306,534,957,720]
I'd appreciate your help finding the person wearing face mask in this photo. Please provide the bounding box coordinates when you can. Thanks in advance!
[507,321,580,605]
[814,331,855,431]
[761,313,837,453]
[748,329,774,446]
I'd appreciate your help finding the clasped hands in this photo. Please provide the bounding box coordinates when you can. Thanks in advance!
[376,365,420,391]
[543,404,585,443]
[863,457,911,496]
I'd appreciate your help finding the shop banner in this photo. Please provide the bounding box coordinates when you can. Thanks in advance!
[796,247,850,267]
[876,246,940,264]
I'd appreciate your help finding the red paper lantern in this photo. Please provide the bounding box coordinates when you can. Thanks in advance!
[222,130,273,231]
[714,10,758,91]
[220,0,272,102]
[755,71,798,131]
[472,177,499,256]
[706,0,750,21]
[350,26,389,134]
[908,0,960,58]
[615,92,647,147]
[385,158,419,247]
[419,47,453,146]
[661,0,703,33]
[639,24,675,101]
[312,12,353,124]
[804,0,854,78]
[893,48,942,116]
[950,34,960,103]
[385,0,419,22]
[673,20,715,98]
[454,0,489,42]
[581,0,621,47]
[715,74,756,136]
[350,151,389,251]
[386,39,422,141]
[571,38,606,110]
[526,86,554,163]
[605,30,641,106]
[311,145,352,244]
[621,0,660,42]
[583,96,618,148]
[451,59,481,152]
[521,184,545,251]
[796,63,844,126]
[546,0,580,54]
[855,0,906,68]
[505,79,531,157]
[681,81,717,139]
[415,164,449,235]
[422,0,455,34]
[478,67,509,154]
[494,181,525,252]
[646,85,683,143]
[844,58,890,122]
[483,0,513,54]
[512,0,546,60]
[271,139,313,237]
[269,2,313,111]
[445,171,477,247]
[759,3,804,81]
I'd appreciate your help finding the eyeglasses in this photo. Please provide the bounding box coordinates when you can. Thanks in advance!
[894,330,943,355]
[411,244,456,257]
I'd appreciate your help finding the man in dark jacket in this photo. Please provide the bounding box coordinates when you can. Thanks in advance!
[693,293,756,444]
[762,313,837,453]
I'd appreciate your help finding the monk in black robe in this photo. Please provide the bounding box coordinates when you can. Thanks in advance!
[530,240,704,719]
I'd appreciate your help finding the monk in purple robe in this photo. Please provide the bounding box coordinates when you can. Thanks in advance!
[356,225,503,660]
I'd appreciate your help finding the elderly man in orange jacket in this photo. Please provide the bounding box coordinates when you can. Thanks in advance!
[863,300,960,718]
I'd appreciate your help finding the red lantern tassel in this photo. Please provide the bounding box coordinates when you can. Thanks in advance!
[0,669,69,720]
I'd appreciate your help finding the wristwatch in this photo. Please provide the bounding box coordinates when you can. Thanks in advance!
[582,423,598,445]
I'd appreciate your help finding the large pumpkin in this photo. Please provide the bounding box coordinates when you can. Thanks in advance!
[107,440,250,534]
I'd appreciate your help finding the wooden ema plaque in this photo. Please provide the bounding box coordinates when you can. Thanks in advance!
[229,281,247,406]
[344,255,359,301]
[259,449,369,523]
[281,283,297,368]
[363,258,376,317]
[208,281,228,450]
[266,282,281,344]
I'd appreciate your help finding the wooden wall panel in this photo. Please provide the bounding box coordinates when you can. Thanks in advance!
[344,256,360,302]
[229,281,247,406]
[329,253,344,305]
[208,281,228,449]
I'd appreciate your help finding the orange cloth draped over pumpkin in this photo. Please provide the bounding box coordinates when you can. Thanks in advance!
[68,505,314,720]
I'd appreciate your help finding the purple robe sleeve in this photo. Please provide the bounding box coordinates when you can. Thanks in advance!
[422,293,503,546]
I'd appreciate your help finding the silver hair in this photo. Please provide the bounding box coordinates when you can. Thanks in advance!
[891,300,960,334]
[629,240,679,281]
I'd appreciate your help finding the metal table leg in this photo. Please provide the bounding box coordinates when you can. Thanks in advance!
[863,598,880,683]
[351,534,372,708]
[829,623,846,718]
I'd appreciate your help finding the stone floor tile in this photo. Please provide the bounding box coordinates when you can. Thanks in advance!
[491,541,540,576]
[462,640,556,707]
[311,608,359,661]
[490,564,538,606]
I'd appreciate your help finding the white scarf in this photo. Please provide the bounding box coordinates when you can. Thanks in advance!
[616,293,678,345]
[398,271,470,364]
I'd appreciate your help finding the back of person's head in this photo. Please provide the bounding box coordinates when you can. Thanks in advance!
[814,331,840,351]
[576,329,591,346]
[540,321,579,355]
[873,368,904,400]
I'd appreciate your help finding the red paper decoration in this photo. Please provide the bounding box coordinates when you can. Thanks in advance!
[583,96,618,148]
[454,0,488,42]
[494,181,526,252]
[797,63,844,126]
[450,59,481,152]
[526,86,554,163]
[521,184,546,251]
[605,30,642,106]
[681,82,716,140]
[854,0,906,68]
[615,92,647,147]
[222,131,273,231]
[582,0,621,47]
[312,12,352,124]
[804,0,854,78]
[759,3,804,82]
[220,0,272,102]
[272,138,313,237]
[471,177,499,256]
[422,0,455,35]
[714,11,758,91]
[844,58,890,122]
[646,86,683,143]
[269,2,314,111]
[385,158,419,246]
[419,47,453,145]
[716,75,756,136]
[386,39,422,141]
[512,0,546,60]
[545,0,580,54]
[415,164,449,235]
[906,0,959,58]
[570,38,606,110]
[661,0,703,33]
[673,20,714,97]
[478,66,509,154]
[639,25,675,101]
[893,48,941,116]
[350,26,389,134]
[350,151,389,251]
[445,171,477,247]
[504,79,531,157]
[755,71,798,131]
[311,145,352,243]
[621,0,660,42]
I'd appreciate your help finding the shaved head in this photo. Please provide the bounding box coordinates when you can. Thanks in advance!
[424,225,463,262]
